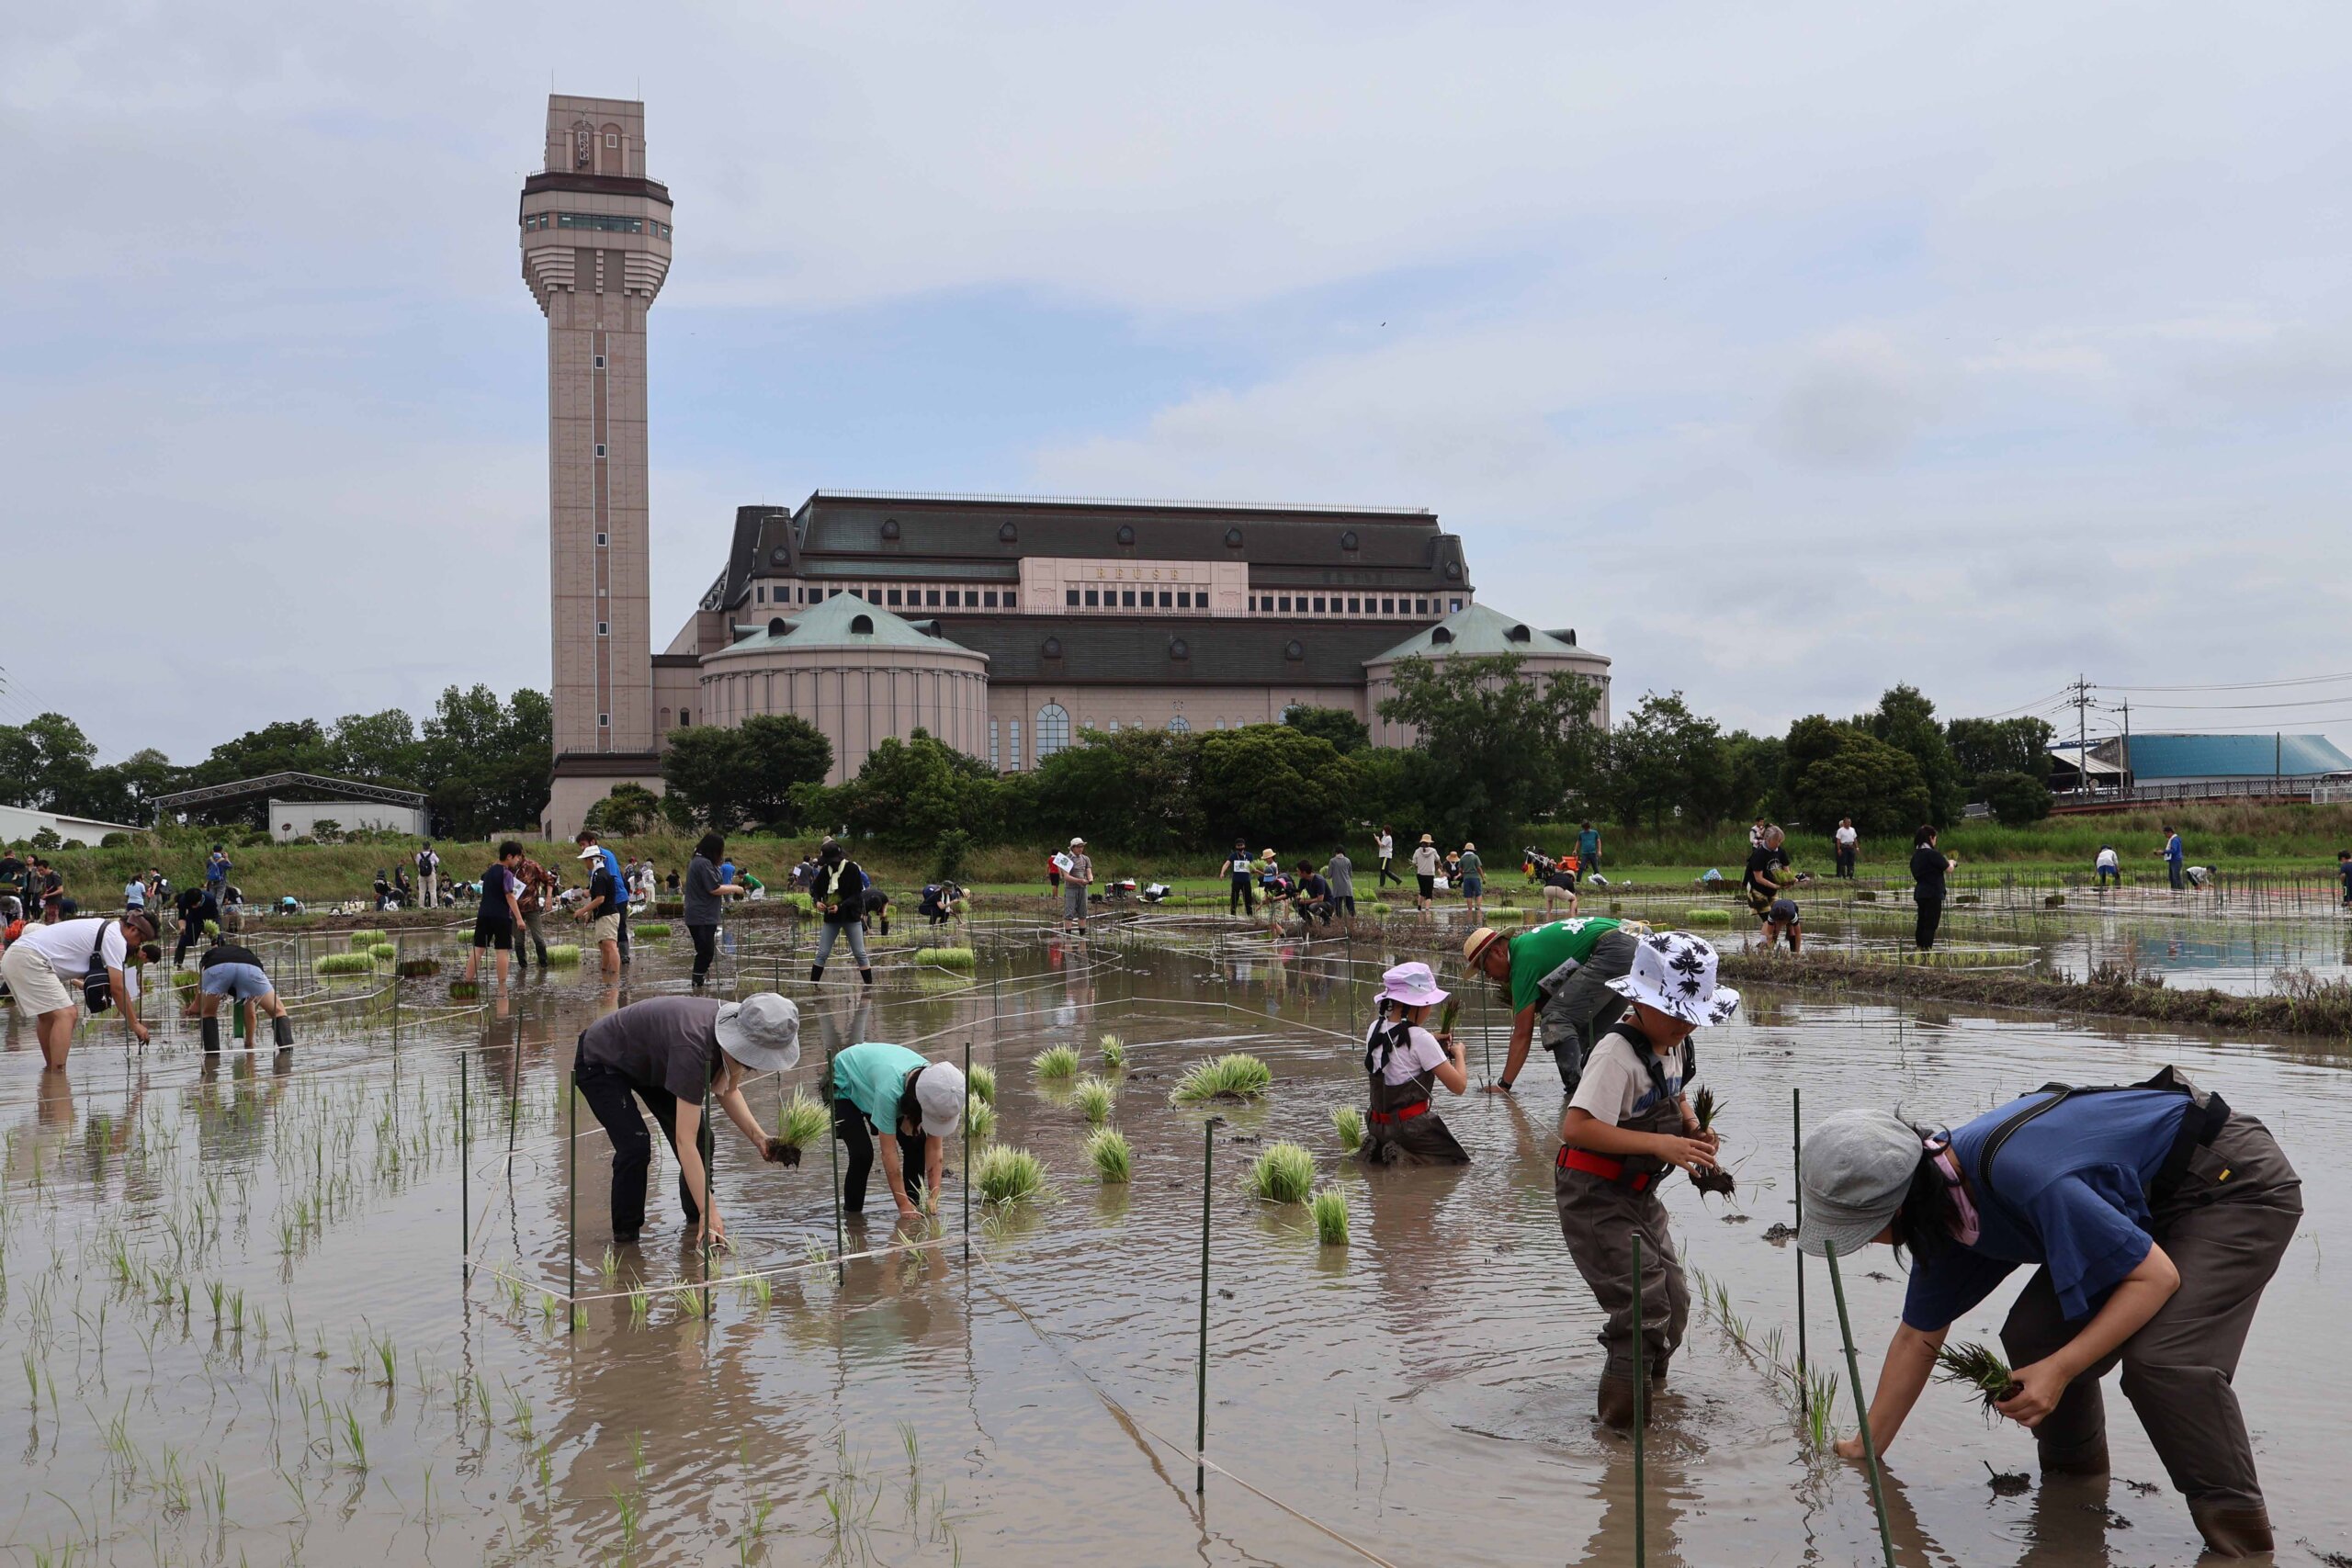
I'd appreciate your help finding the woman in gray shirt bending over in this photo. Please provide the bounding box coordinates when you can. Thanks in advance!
[684,833,746,988]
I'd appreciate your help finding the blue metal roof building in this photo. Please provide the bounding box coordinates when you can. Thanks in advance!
[2091,732,2352,784]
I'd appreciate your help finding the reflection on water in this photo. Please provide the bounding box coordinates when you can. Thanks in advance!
[0,911,2346,1565]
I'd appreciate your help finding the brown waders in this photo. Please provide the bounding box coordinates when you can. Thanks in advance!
[1358,1023,1469,1168]
[1996,1111,2300,1555]
[1555,1086,1690,1427]
[1532,928,1638,1096]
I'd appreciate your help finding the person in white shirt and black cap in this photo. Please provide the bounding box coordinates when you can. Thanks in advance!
[571,991,805,1247]
[2,910,156,1068]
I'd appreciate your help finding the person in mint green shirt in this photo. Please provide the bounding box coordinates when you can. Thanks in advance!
[1464,916,1642,1096]
[1456,843,1487,920]
[827,1041,967,1223]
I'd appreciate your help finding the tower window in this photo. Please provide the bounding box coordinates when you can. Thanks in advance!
[594,354,605,368]
[1416,598,1430,615]
[595,532,607,547]
[1278,596,1292,612]
[1349,597,1362,613]
[594,444,606,457]
[769,617,787,636]
[598,714,609,728]
[605,132,618,148]
[850,614,874,634]
[1313,596,1326,613]
[880,518,900,540]
[597,622,608,636]
[1115,525,1136,547]
[1383,597,1396,614]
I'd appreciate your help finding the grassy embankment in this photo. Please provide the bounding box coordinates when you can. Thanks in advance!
[25,802,2352,909]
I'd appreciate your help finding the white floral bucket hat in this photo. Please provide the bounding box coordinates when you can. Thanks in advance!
[1605,931,1740,1026]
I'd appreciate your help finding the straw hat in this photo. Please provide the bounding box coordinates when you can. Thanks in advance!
[1604,931,1740,1026]
[1419,832,1435,845]
[1463,926,1507,968]
[1376,961,1449,1009]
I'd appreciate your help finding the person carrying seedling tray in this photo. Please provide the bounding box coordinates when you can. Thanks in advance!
[571,992,803,1247]
[825,1040,967,1224]
[1356,962,1471,1167]
[1796,1067,2301,1559]
[1464,916,1642,1098]
[1553,931,1736,1429]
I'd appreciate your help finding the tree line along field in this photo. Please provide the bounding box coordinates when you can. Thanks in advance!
[23,803,2352,910]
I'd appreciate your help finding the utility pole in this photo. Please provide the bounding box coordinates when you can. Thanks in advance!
[2120,700,2132,799]
[2068,675,2093,796]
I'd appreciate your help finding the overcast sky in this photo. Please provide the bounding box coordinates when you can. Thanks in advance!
[6,2,2350,766]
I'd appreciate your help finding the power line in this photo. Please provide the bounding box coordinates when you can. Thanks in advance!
[2103,670,2352,694]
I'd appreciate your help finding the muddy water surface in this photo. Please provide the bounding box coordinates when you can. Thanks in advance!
[2,913,2347,1565]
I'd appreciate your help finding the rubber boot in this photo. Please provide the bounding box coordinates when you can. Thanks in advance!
[860,968,875,987]
[2188,1500,2274,1558]
[1650,1353,1670,1392]
[809,965,825,984]
[200,1016,221,1054]
[1596,1372,1642,1430]
[271,1015,294,1051]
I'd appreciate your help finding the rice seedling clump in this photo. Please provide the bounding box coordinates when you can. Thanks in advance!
[395,958,441,978]
[1681,908,1734,927]
[1690,1086,1736,1196]
[367,942,399,962]
[1934,1341,2021,1416]
[1310,1187,1349,1245]
[965,1098,997,1141]
[541,944,582,967]
[1033,1044,1080,1080]
[346,929,389,947]
[1331,1105,1364,1154]
[313,952,377,976]
[1098,1032,1125,1070]
[1082,1127,1131,1184]
[1370,901,1392,916]
[975,1145,1046,1204]
[1071,1077,1115,1125]
[768,1089,830,1167]
[1170,1053,1272,1105]
[1245,1142,1317,1204]
[632,921,672,939]
[918,945,977,970]
[968,1063,997,1104]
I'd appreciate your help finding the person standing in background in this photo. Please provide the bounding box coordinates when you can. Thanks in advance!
[1325,846,1356,919]
[1457,842,1486,921]
[1833,818,1859,879]
[460,841,526,990]
[578,829,630,964]
[1577,821,1602,874]
[204,845,232,908]
[2157,825,2186,892]
[1910,825,1957,950]
[415,842,440,908]
[1061,837,1094,933]
[1411,833,1440,912]
[571,843,625,976]
[1221,839,1256,916]
[684,833,746,989]
[1374,825,1401,888]
[2097,844,2121,890]
[808,837,876,986]
[123,871,147,915]
[514,848,554,971]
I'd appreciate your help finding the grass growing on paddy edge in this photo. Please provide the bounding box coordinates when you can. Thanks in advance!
[1082,1127,1131,1184]
[1170,1054,1272,1105]
[1244,1142,1317,1204]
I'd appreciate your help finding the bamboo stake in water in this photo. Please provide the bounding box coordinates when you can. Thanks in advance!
[1195,1118,1214,1495]
[459,1050,470,1285]
[1794,1085,1807,1416]
[701,1104,716,1321]
[1825,1243,1898,1568]
[829,1070,845,1284]
[1632,1227,1646,1567]
[962,1040,972,1266]
[567,1061,577,1336]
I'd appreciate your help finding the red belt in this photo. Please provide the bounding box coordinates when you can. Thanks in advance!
[1369,1100,1431,1126]
[1556,1144,1654,1192]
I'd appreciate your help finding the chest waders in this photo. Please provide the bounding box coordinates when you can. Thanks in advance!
[1357,1021,1469,1168]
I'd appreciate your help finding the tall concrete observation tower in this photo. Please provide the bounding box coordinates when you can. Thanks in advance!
[519,95,672,837]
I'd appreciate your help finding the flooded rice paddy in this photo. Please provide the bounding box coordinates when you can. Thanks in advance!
[3,903,2349,1566]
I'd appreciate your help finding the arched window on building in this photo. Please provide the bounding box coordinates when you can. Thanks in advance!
[1035,703,1070,761]
[1168,716,1190,734]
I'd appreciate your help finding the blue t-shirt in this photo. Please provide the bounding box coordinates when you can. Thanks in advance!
[2165,835,2184,864]
[1902,1089,2191,1330]
[478,864,514,920]
[598,846,625,897]
[719,861,737,886]
[1577,829,1600,860]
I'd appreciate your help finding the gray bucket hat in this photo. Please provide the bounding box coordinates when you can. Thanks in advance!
[714,993,801,1076]
[1796,1109,1925,1258]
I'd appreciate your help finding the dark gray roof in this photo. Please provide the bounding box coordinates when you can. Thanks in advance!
[933,615,1399,686]
[705,493,1471,613]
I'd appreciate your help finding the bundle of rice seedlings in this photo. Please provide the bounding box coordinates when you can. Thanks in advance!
[541,944,582,967]
[1033,1044,1080,1080]
[916,945,976,970]
[1170,1053,1272,1105]
[1681,908,1735,927]
[1245,1142,1317,1204]
[367,942,399,962]
[1071,1077,1115,1125]
[2042,893,2066,908]
[1855,888,1880,902]
[965,1098,997,1141]
[1369,901,1393,917]
[1690,1085,1736,1196]
[782,891,817,917]
[448,980,481,1000]
[346,929,388,947]
[1098,1032,1125,1071]
[1487,907,1525,924]
[1332,1105,1365,1153]
[968,1064,997,1105]
[975,1144,1046,1204]
[1934,1341,2021,1416]
[1310,1187,1350,1246]
[395,958,441,978]
[951,896,970,916]
[632,921,672,939]
[172,970,200,991]
[1082,1127,1131,1184]
[766,1089,829,1168]
[313,952,377,976]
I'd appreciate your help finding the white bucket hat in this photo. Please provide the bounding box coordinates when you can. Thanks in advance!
[1795,1110,1924,1258]
[914,1061,967,1138]
[1376,961,1449,1009]
[1604,931,1740,1026]
[714,993,801,1075]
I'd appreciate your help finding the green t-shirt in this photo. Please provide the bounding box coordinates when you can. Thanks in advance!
[1507,917,1623,1014]
[1457,851,1482,879]
[831,1041,927,1131]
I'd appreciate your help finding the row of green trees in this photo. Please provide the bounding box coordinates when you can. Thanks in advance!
[0,687,552,841]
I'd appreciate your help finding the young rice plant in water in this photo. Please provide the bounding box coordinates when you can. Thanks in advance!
[1098,1032,1125,1070]
[967,1064,997,1105]
[772,1090,829,1166]
[1331,1105,1364,1154]
[1082,1127,1131,1184]
[965,1098,997,1141]
[1245,1142,1317,1204]
[975,1145,1046,1204]
[1033,1045,1080,1080]
[1170,1053,1272,1105]
[1310,1187,1349,1245]
[917,945,977,970]
[1071,1077,1114,1125]
[1934,1341,2021,1415]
